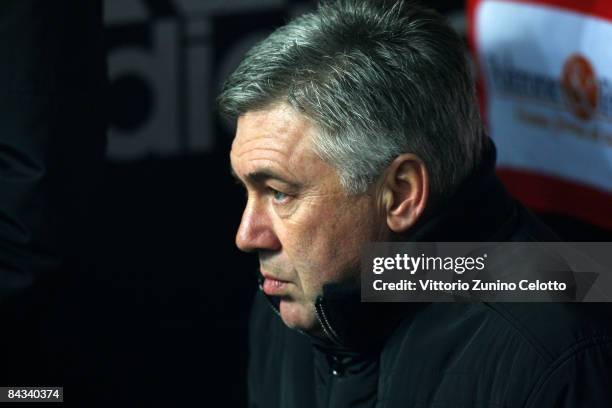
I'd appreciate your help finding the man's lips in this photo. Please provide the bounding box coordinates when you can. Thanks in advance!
[261,273,290,296]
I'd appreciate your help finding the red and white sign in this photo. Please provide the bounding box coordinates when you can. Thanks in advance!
[468,0,612,229]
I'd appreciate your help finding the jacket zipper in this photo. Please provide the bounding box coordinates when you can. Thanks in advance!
[315,296,344,346]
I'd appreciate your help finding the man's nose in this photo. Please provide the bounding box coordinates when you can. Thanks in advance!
[235,200,281,253]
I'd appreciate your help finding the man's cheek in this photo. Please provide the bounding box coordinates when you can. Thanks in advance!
[289,251,327,292]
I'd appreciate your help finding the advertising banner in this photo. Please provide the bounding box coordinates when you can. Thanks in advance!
[468,0,612,229]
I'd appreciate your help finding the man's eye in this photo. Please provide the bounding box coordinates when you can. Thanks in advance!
[270,188,290,203]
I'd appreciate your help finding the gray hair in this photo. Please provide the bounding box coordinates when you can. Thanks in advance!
[218,0,485,202]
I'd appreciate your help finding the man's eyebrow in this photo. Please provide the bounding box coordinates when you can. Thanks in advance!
[230,167,301,189]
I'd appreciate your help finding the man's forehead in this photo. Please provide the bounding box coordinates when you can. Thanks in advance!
[230,106,319,167]
[229,106,342,190]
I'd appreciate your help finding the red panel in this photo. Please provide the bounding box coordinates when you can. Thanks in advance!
[488,0,612,23]
[497,168,612,229]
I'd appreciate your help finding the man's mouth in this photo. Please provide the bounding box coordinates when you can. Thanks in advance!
[261,273,290,296]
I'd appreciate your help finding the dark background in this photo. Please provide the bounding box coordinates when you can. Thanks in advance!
[0,1,610,407]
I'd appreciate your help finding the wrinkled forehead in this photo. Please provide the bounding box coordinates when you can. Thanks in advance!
[230,105,321,169]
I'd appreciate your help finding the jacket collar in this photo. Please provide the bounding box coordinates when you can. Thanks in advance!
[405,139,518,242]
[261,139,519,353]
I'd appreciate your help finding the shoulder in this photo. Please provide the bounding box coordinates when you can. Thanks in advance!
[509,201,561,242]
[488,302,612,407]
[381,302,612,406]
[483,302,612,360]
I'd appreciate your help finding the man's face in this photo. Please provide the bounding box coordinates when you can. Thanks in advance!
[230,104,384,332]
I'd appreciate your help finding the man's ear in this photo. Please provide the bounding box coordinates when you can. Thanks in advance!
[378,154,429,234]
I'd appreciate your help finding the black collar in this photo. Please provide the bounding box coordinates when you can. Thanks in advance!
[406,139,518,242]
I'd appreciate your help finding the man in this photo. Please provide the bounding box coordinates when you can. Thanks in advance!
[219,1,612,406]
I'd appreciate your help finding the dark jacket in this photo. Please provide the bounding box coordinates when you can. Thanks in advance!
[247,143,612,407]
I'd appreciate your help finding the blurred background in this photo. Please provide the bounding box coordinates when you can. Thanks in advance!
[0,0,610,406]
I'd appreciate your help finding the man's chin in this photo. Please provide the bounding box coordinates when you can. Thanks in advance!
[278,298,318,332]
